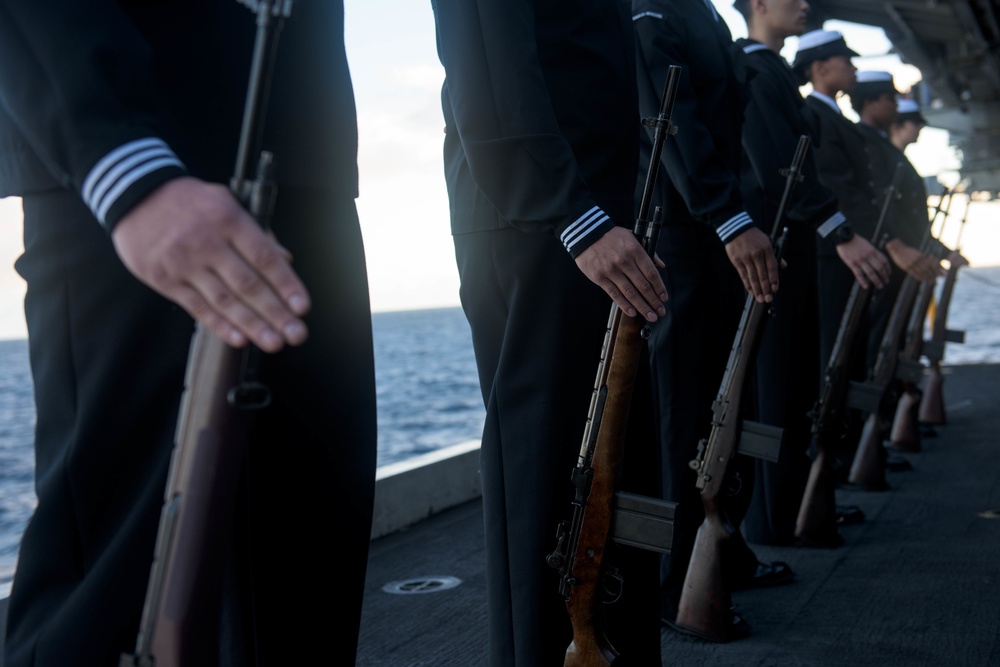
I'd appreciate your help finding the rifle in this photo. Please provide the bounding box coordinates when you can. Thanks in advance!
[673,137,811,642]
[888,187,955,450]
[120,2,290,665]
[848,186,944,489]
[919,196,971,425]
[795,162,904,544]
[545,65,681,667]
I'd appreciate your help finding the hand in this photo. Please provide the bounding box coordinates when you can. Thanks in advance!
[574,226,668,321]
[835,235,891,289]
[724,227,780,303]
[884,238,945,284]
[947,249,970,268]
[112,177,311,352]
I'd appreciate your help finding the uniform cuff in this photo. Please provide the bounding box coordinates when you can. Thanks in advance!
[816,211,848,238]
[560,205,616,258]
[82,137,187,231]
[716,211,754,243]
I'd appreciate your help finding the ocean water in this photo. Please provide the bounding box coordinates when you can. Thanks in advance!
[0,306,486,598]
[2,267,1000,597]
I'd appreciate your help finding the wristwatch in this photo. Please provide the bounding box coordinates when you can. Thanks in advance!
[834,223,855,244]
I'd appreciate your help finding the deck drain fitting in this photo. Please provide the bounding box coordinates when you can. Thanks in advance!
[382,575,463,595]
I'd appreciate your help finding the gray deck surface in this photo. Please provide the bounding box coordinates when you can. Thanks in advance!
[2,364,999,666]
[356,362,1000,666]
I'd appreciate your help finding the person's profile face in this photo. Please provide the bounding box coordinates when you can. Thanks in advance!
[894,119,924,146]
[873,91,898,125]
[824,55,857,92]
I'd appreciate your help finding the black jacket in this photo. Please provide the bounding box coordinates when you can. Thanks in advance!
[732,39,845,249]
[632,0,752,241]
[804,93,884,255]
[855,122,937,252]
[0,1,358,230]
[432,0,639,259]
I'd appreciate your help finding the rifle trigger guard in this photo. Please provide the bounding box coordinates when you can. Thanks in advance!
[725,470,743,497]
[601,566,624,605]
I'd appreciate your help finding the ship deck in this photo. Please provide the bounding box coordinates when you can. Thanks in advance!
[2,363,1000,666]
[355,362,1000,666]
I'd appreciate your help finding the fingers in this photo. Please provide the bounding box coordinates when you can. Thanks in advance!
[111,177,311,352]
[908,255,944,283]
[840,238,892,290]
[726,229,779,303]
[575,227,668,322]
[228,226,311,340]
[875,250,892,283]
[199,240,309,351]
[848,263,871,290]
[605,254,668,321]
[859,250,890,290]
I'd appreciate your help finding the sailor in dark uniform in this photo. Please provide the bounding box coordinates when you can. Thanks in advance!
[730,1,890,548]
[632,0,793,637]
[0,3,377,665]
[791,30,900,487]
[887,99,958,265]
[849,70,944,360]
[846,72,947,486]
[431,0,668,663]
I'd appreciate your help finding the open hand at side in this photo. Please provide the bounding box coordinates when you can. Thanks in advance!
[112,177,311,352]
[575,226,668,321]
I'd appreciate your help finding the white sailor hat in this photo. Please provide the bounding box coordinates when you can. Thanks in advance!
[791,30,859,75]
[852,70,899,97]
[896,98,927,125]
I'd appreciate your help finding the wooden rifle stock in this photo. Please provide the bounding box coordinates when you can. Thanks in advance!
[674,136,811,641]
[920,197,971,425]
[889,188,954,450]
[546,65,681,667]
[796,162,904,541]
[849,179,944,488]
[886,280,934,451]
[120,3,290,665]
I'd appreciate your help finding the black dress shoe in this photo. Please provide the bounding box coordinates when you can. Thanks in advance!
[662,608,750,642]
[836,504,865,525]
[731,560,795,590]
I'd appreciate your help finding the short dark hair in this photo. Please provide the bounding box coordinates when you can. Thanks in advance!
[849,89,893,115]
[732,0,751,21]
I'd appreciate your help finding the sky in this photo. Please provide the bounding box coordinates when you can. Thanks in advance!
[0,1,995,341]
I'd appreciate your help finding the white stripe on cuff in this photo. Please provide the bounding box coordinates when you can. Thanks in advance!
[716,212,754,240]
[632,11,664,20]
[95,157,184,222]
[816,211,847,238]
[82,138,184,223]
[561,205,610,251]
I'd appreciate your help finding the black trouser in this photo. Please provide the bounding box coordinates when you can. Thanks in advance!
[6,187,377,666]
[455,227,662,667]
[647,223,758,619]
[744,237,820,546]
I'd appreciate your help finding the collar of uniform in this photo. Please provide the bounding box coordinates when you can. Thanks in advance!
[809,90,841,114]
[742,40,771,56]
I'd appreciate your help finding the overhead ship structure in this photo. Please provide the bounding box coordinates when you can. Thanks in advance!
[809,0,1000,194]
